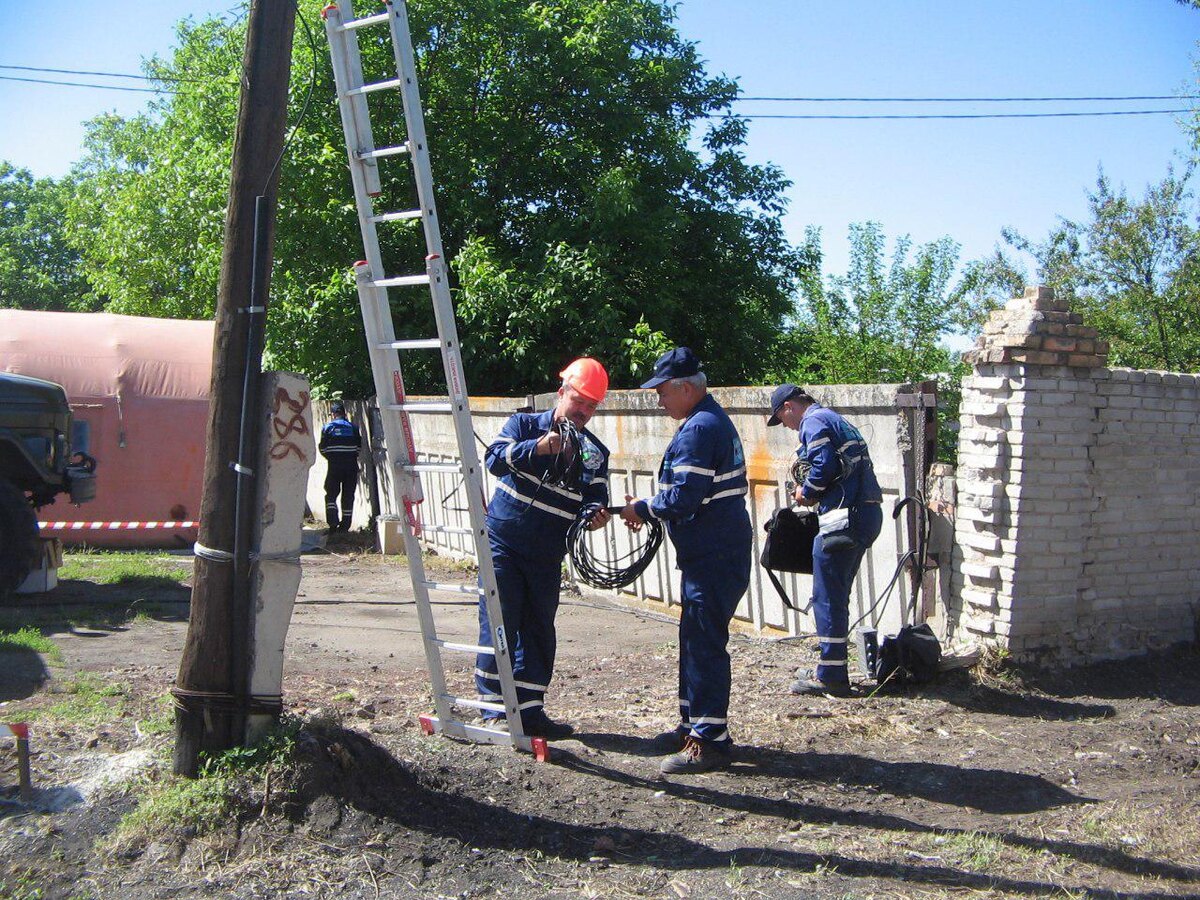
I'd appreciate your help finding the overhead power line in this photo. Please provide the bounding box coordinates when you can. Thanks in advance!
[0,67,1193,120]
[3,65,1194,104]
[0,64,217,84]
[0,74,177,94]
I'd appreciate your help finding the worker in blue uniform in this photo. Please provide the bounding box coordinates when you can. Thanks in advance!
[621,347,752,775]
[767,384,883,697]
[319,400,362,533]
[476,358,612,740]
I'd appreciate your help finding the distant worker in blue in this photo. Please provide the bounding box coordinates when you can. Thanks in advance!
[319,400,362,533]
[767,384,883,697]
[476,358,612,741]
[620,348,752,775]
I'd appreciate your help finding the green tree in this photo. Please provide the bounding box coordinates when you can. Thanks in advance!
[66,0,810,395]
[795,222,962,384]
[1006,167,1200,370]
[0,163,93,310]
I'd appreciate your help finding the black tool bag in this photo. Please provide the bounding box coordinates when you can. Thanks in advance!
[759,508,819,612]
[876,623,941,686]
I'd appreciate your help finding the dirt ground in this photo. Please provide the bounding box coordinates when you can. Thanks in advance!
[1,538,1199,899]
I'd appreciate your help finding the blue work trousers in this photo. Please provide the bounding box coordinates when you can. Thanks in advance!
[474,535,563,720]
[677,549,751,746]
[811,503,883,684]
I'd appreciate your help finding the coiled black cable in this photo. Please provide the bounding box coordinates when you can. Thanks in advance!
[567,503,664,590]
[544,419,584,487]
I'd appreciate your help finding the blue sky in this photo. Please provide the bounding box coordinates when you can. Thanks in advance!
[1,0,1197,288]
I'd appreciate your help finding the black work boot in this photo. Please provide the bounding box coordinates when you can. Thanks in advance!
[659,736,732,775]
[789,675,853,698]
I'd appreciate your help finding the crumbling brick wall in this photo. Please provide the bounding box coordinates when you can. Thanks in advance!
[951,286,1200,663]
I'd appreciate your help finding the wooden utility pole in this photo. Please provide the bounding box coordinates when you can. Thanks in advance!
[174,0,297,777]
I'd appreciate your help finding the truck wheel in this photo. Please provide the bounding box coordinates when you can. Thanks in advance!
[0,478,38,600]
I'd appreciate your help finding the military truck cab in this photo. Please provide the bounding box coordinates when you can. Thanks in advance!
[0,372,96,598]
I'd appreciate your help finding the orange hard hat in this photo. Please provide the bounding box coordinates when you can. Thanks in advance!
[559,357,608,403]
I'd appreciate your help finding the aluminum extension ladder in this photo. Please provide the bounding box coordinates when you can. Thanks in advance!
[322,0,547,760]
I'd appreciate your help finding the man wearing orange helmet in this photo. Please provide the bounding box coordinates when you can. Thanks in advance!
[475,357,612,740]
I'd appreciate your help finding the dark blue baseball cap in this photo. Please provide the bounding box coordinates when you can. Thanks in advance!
[640,347,702,389]
[766,383,812,426]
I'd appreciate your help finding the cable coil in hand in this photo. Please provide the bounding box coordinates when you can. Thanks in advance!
[567,504,664,590]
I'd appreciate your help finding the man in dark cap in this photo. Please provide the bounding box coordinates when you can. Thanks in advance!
[319,400,362,533]
[767,384,882,697]
[620,348,752,774]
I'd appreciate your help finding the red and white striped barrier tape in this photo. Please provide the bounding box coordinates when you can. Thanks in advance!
[38,521,199,531]
[0,723,29,739]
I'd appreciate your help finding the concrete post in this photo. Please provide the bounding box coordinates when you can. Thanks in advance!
[246,372,315,744]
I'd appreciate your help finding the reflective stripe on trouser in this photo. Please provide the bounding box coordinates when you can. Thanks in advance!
[678,549,751,746]
[811,503,883,684]
[475,540,563,719]
[324,465,357,528]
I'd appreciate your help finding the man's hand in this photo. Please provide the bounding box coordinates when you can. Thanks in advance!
[586,507,611,531]
[535,430,564,456]
[620,494,645,532]
[794,487,819,507]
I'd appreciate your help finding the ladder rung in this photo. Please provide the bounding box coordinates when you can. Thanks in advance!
[374,274,431,288]
[420,525,475,535]
[432,639,491,654]
[381,338,441,350]
[387,401,452,414]
[341,11,389,31]
[443,695,505,713]
[371,210,423,223]
[358,144,410,160]
[345,78,403,97]
[399,462,462,473]
[422,581,484,596]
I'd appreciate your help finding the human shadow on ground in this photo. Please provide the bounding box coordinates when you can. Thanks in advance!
[574,732,1082,815]
[0,645,50,702]
[292,725,1199,899]
[559,737,1199,886]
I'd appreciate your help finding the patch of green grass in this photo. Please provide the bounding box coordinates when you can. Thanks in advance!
[331,690,356,703]
[107,717,303,855]
[112,772,234,848]
[0,871,45,900]
[935,830,1012,871]
[58,551,191,588]
[137,694,174,737]
[29,673,129,726]
[0,627,62,664]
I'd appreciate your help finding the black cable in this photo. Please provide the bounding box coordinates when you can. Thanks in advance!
[567,504,663,590]
[543,419,584,488]
[262,1,318,196]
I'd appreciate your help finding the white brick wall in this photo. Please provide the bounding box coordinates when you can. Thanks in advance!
[950,286,1200,664]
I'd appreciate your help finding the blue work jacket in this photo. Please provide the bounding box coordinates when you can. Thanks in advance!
[485,409,610,559]
[797,403,883,513]
[319,418,361,468]
[634,394,751,564]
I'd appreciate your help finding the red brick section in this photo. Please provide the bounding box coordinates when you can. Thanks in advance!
[962,286,1110,368]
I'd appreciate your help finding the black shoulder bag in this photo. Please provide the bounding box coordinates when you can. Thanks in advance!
[759,507,819,612]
